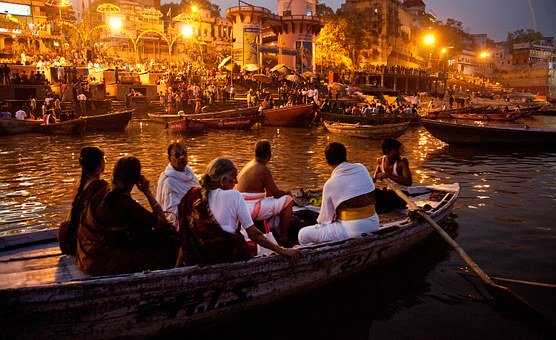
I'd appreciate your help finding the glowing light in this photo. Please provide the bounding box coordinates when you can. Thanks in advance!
[180,23,193,38]
[107,15,123,33]
[440,47,448,54]
[479,50,492,59]
[191,4,198,13]
[422,33,436,47]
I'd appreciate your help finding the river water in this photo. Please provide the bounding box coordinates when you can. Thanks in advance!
[0,119,555,338]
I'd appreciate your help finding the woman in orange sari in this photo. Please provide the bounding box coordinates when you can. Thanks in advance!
[58,147,109,255]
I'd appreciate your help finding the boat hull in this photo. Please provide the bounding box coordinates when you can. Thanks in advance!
[422,119,556,145]
[41,119,86,135]
[324,121,410,139]
[263,104,313,127]
[0,119,42,136]
[196,116,259,130]
[0,185,459,339]
[81,110,133,131]
[168,119,206,134]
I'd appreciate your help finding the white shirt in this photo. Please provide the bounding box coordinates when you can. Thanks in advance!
[208,189,253,234]
[15,110,26,120]
[156,164,199,229]
[77,94,87,101]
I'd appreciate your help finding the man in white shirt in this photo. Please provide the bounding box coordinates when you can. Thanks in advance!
[156,142,200,229]
[15,108,27,120]
[298,142,380,245]
[77,93,87,115]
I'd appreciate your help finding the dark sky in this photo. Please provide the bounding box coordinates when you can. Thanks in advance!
[177,0,556,41]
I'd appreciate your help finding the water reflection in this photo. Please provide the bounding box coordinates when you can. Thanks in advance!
[1,122,555,336]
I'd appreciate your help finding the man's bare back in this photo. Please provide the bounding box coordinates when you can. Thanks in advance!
[237,160,286,197]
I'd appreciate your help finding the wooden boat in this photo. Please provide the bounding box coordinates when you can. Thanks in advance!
[0,119,42,136]
[263,104,313,127]
[168,118,206,134]
[0,183,459,339]
[194,116,260,130]
[147,113,182,124]
[41,119,86,135]
[422,119,556,145]
[449,113,518,121]
[81,110,133,131]
[324,121,410,139]
[322,113,416,125]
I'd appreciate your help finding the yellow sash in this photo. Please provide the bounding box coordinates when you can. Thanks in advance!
[338,205,375,221]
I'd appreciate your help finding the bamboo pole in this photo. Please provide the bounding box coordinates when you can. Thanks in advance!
[383,178,551,323]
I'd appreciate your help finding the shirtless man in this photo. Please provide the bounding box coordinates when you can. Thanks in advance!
[372,138,412,213]
[237,140,294,245]
[373,138,412,187]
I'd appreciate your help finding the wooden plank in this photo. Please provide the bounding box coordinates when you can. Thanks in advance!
[0,229,57,251]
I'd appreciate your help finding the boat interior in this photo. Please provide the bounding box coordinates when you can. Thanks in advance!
[0,185,458,290]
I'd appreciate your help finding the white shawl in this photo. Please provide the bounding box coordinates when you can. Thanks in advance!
[156,163,200,228]
[317,162,375,224]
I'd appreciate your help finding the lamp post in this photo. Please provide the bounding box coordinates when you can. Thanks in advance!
[478,50,492,91]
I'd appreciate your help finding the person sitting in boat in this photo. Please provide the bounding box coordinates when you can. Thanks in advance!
[15,107,27,120]
[76,156,178,275]
[373,138,412,187]
[59,147,109,255]
[176,157,299,265]
[372,138,412,214]
[156,142,200,229]
[237,140,294,246]
[298,142,380,245]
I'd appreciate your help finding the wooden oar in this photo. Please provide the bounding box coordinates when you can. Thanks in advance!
[383,178,551,324]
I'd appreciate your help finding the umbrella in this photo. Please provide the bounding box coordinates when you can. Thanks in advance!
[224,62,240,72]
[252,74,272,84]
[218,56,232,69]
[285,74,302,83]
[270,63,291,74]
[302,71,315,79]
[244,64,260,72]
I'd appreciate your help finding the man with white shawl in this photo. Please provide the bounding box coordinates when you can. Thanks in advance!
[298,142,380,245]
[156,142,200,229]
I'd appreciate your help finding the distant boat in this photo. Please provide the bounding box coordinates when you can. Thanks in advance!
[422,119,556,145]
[195,116,260,130]
[147,113,183,124]
[324,121,410,139]
[263,104,313,127]
[41,119,86,135]
[167,118,206,134]
[81,110,133,131]
[0,119,42,136]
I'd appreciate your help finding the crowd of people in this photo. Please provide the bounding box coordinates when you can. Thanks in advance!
[58,138,413,276]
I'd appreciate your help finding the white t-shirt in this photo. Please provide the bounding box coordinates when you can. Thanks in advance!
[77,94,87,101]
[208,188,254,234]
[15,110,26,120]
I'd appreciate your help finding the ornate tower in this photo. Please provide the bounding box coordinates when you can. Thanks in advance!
[271,0,321,72]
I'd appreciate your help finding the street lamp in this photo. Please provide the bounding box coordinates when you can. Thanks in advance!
[479,50,491,59]
[107,15,123,34]
[422,33,436,47]
[180,23,194,38]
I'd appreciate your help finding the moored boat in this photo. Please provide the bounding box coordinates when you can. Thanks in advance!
[0,183,460,339]
[324,121,410,139]
[422,119,556,145]
[41,119,86,135]
[0,119,42,136]
[195,116,260,130]
[449,113,518,121]
[168,118,206,134]
[263,104,313,127]
[147,113,183,124]
[81,110,133,131]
